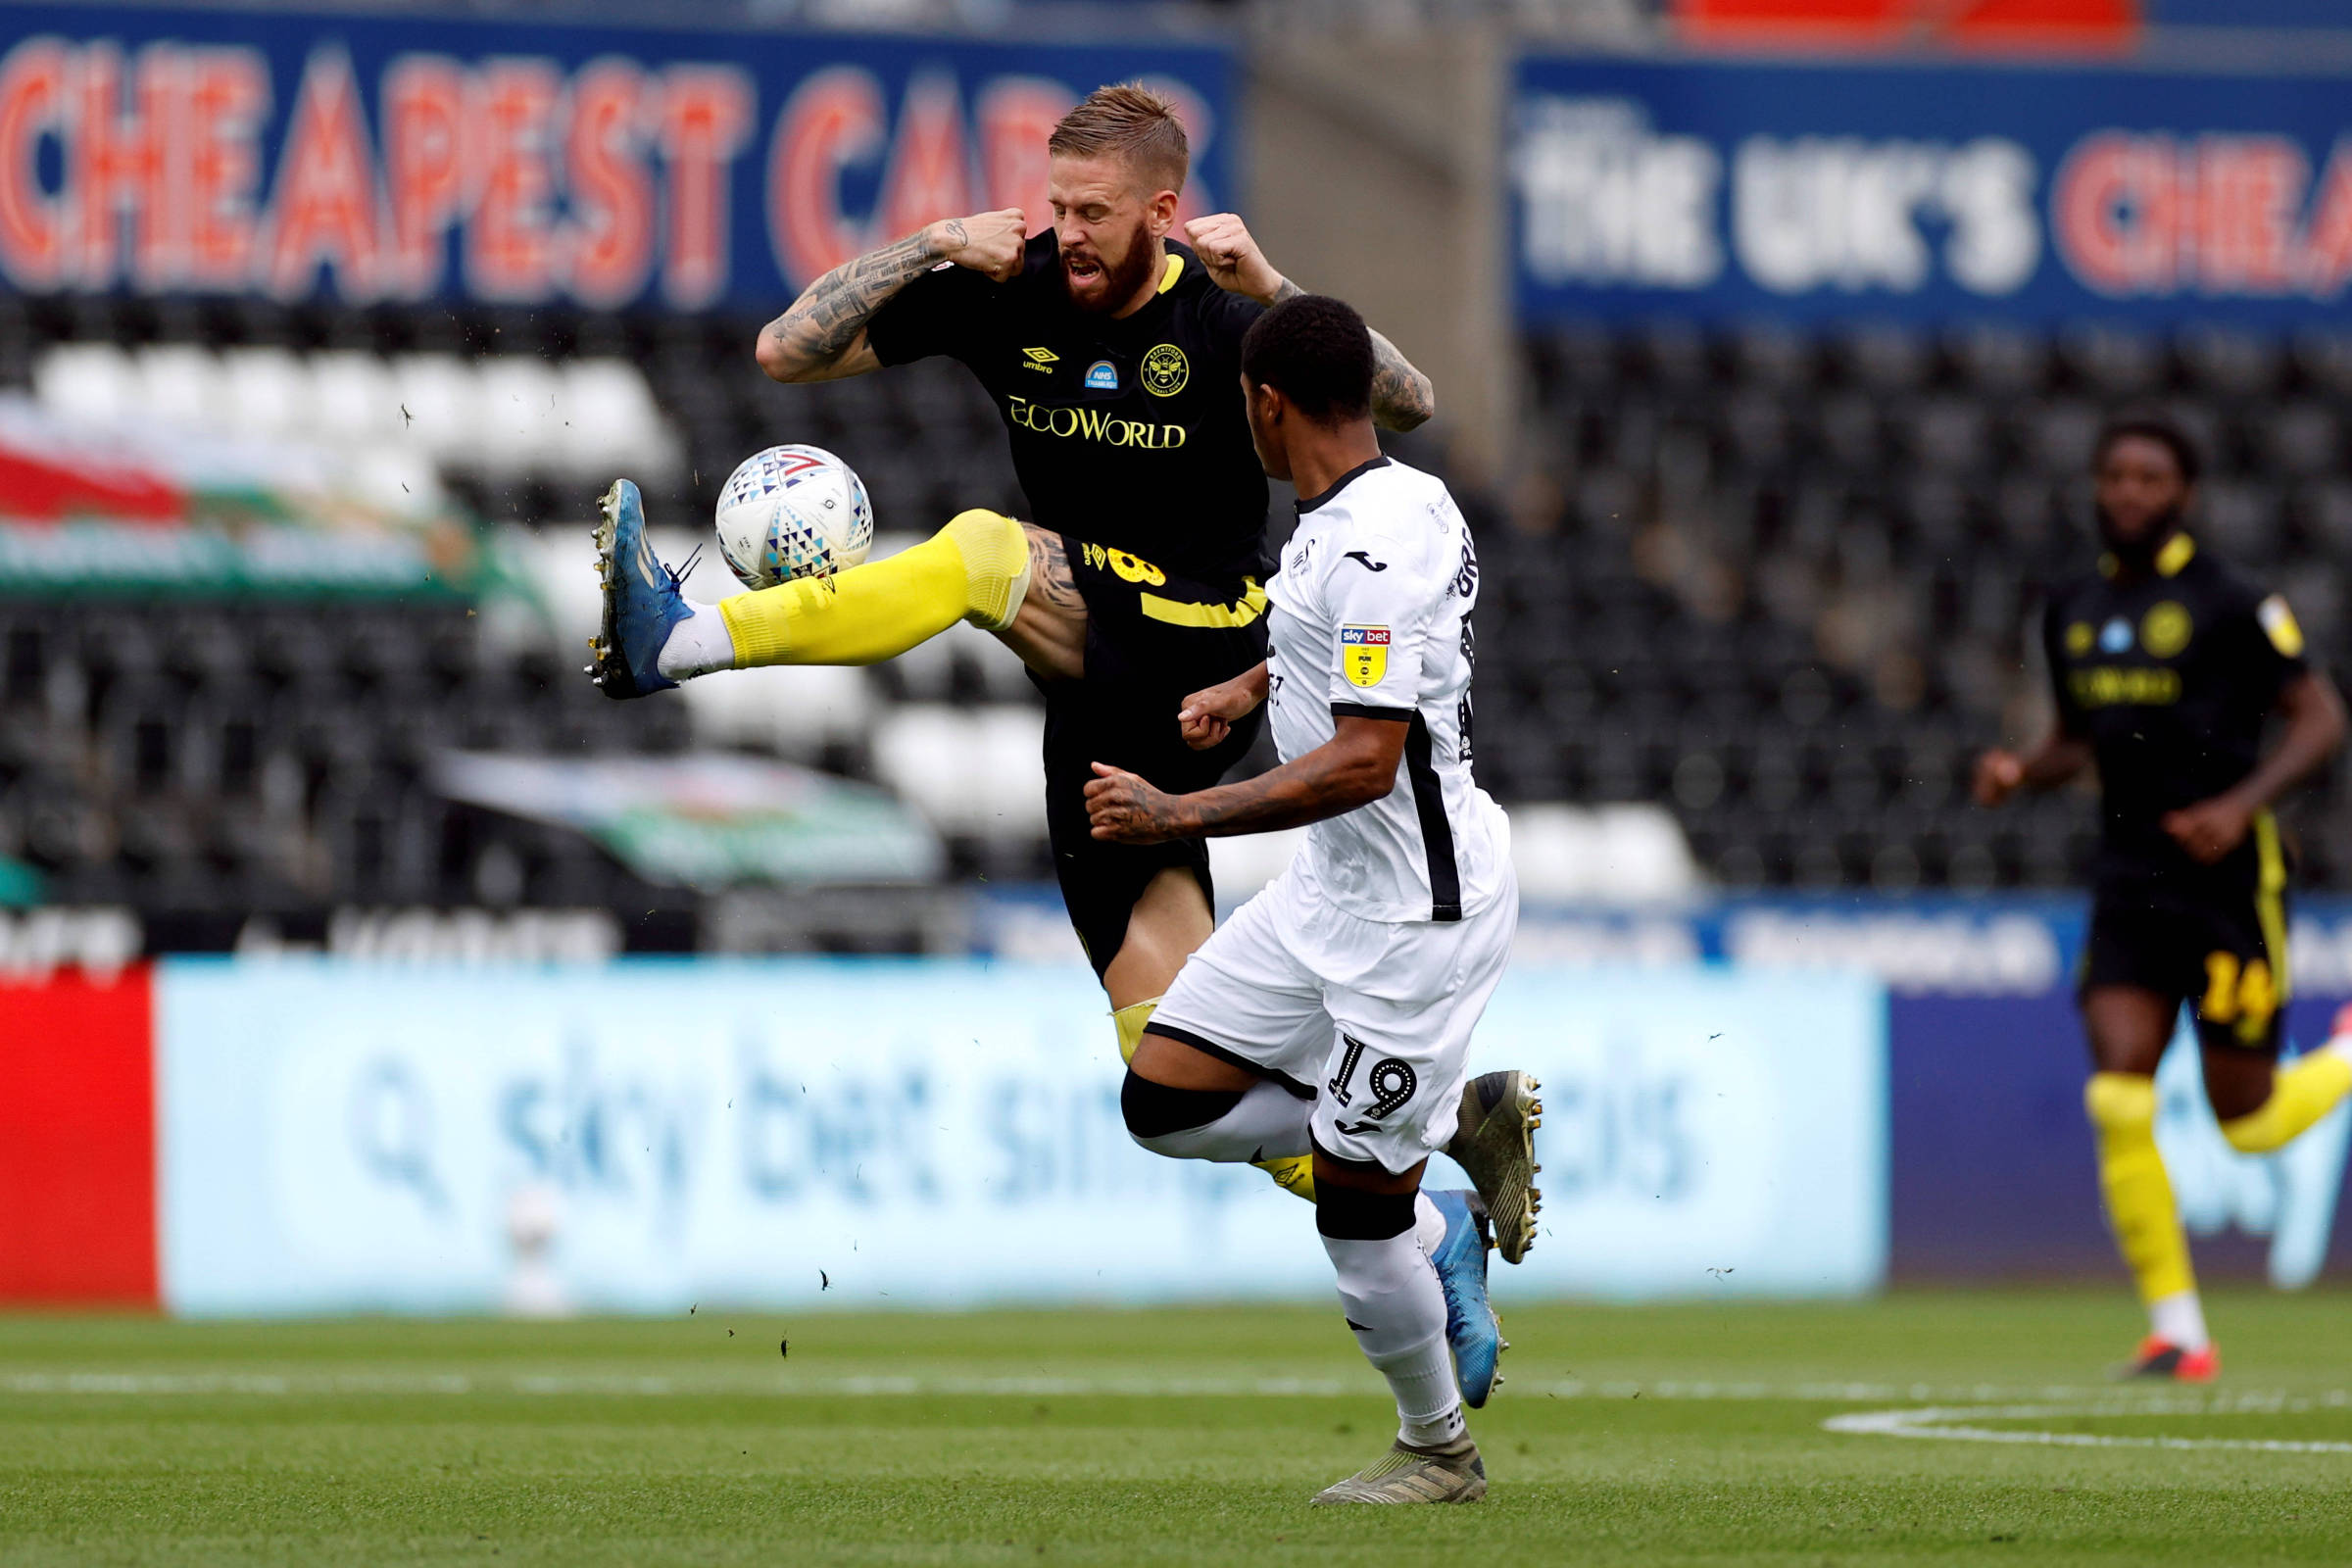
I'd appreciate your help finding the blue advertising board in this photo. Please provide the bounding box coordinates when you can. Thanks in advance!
[0,4,1234,313]
[152,958,1885,1314]
[1512,55,2352,327]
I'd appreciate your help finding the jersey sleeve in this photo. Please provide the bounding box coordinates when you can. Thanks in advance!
[2221,583,2311,703]
[864,263,987,368]
[1323,530,1440,719]
[1195,284,1265,361]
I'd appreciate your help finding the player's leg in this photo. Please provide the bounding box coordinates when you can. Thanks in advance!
[1309,1152,1484,1505]
[2197,884,2352,1152]
[2081,962,2212,1378]
[587,479,1049,696]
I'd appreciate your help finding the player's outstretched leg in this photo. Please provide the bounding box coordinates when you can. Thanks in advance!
[1313,1178,1485,1505]
[2085,1072,2217,1382]
[1115,997,1316,1201]
[588,482,1031,697]
[2217,1020,2352,1155]
[1445,1070,1543,1263]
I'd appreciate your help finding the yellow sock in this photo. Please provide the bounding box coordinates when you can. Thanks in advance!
[1112,997,1159,1066]
[2220,1047,2352,1154]
[717,509,1029,666]
[1112,996,1315,1202]
[2084,1072,2195,1304]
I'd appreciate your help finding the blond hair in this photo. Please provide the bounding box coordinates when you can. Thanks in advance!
[1048,82,1189,196]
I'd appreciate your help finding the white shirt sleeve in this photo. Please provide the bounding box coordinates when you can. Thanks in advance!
[1321,524,1438,717]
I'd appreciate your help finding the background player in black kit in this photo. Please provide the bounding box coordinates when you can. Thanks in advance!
[1975,416,2350,1381]
[596,84,1435,1201]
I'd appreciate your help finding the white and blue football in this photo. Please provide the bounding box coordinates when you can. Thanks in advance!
[712,443,874,590]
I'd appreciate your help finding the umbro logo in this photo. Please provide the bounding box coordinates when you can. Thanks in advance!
[1019,347,1058,374]
[1344,551,1388,572]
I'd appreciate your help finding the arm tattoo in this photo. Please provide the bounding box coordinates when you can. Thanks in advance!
[760,223,959,375]
[1024,525,1084,613]
[1264,279,1433,431]
[1367,328,1435,432]
[1173,725,1402,837]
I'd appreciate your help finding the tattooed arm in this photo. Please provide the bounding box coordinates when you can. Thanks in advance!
[1083,715,1406,844]
[1183,214,1437,432]
[756,208,1028,384]
[1263,278,1436,432]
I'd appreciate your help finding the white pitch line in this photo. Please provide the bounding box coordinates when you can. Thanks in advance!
[8,1370,2350,1410]
[1826,1399,2352,1455]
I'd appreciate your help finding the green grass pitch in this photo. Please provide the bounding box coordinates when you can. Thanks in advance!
[5,1291,2352,1565]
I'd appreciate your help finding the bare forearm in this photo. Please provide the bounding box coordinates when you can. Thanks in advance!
[1263,278,1433,430]
[757,223,954,381]
[1167,743,1390,837]
[2020,734,2092,790]
[2230,675,2346,811]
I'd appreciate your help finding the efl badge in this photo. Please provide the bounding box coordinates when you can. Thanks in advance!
[2259,594,2306,658]
[1142,343,1189,397]
[1341,625,1391,687]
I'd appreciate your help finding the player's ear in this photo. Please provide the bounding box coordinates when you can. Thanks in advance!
[1145,187,1179,237]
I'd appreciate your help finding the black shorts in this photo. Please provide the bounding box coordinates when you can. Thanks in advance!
[1036,535,1270,977]
[2081,878,2291,1056]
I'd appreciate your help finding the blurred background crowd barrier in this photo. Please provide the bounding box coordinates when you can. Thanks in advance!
[4,0,2352,1310]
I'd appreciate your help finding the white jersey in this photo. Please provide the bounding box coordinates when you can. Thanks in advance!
[1263,455,1507,924]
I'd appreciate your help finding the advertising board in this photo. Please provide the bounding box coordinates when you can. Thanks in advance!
[0,5,1234,313]
[151,959,1886,1314]
[1514,55,2352,327]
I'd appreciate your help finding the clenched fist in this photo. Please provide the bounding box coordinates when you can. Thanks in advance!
[1183,213,1286,305]
[929,209,1028,282]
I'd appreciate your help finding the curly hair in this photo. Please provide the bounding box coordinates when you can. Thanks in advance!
[1242,295,1374,422]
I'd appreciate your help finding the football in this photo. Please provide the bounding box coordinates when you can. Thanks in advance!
[712,443,874,589]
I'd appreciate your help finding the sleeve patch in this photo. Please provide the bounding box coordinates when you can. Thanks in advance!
[2258,595,2306,658]
[1339,624,1391,687]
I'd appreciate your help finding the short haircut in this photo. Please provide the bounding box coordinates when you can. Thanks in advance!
[1242,294,1375,423]
[2095,412,2201,486]
[1048,82,1188,197]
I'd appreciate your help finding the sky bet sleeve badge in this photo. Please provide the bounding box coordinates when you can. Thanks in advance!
[1341,625,1391,687]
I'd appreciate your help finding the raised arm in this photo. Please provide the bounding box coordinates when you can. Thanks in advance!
[1182,215,1436,432]
[755,209,1027,384]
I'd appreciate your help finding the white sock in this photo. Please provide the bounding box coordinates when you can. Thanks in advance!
[1129,1080,1311,1163]
[1323,1230,1465,1449]
[2149,1290,2209,1352]
[1413,1191,1446,1257]
[656,602,735,680]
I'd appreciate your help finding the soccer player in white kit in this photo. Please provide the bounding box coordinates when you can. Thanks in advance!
[1086,295,1536,1505]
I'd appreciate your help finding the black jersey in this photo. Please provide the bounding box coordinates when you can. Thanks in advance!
[2042,532,2310,893]
[864,233,1269,593]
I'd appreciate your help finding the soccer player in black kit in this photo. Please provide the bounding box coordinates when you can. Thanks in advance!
[1975,416,2349,1381]
[588,84,1435,1202]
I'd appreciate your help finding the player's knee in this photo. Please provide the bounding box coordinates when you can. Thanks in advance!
[2084,1071,2158,1132]
[1119,1070,1245,1151]
[2220,1107,2278,1154]
[1314,1179,1417,1242]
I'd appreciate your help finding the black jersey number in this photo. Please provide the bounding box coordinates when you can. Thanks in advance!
[1326,1034,1417,1121]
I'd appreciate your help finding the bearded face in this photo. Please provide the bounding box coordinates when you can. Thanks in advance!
[1047,154,1174,317]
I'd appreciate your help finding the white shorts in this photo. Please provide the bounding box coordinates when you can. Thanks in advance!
[1151,858,1520,1174]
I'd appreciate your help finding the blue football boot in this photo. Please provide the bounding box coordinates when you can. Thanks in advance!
[1427,1188,1507,1407]
[587,478,693,700]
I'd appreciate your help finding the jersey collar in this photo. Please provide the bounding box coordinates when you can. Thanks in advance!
[2098,531,2196,579]
[1295,455,1392,514]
